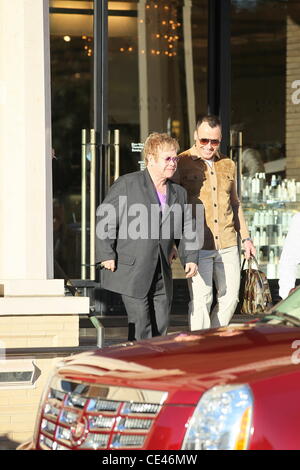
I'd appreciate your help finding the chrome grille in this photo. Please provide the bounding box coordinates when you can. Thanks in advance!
[56,425,72,445]
[87,398,121,413]
[116,417,153,432]
[88,415,115,430]
[59,410,79,425]
[39,435,54,450]
[78,433,109,450]
[111,434,146,449]
[121,402,161,415]
[65,394,87,409]
[37,377,167,450]
[41,419,56,436]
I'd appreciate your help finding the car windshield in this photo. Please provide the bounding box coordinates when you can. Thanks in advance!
[261,286,300,326]
[270,286,300,318]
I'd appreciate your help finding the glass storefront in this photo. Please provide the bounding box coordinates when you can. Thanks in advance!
[49,0,300,288]
[50,1,94,279]
[107,0,208,178]
[49,0,208,280]
[231,1,300,281]
[231,0,286,173]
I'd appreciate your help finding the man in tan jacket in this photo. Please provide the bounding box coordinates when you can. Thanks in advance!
[174,115,256,329]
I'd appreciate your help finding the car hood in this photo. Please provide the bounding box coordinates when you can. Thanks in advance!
[57,323,300,403]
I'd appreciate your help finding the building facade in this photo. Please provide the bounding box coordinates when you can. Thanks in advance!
[50,0,300,290]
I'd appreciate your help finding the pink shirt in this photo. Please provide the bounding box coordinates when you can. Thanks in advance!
[156,191,167,211]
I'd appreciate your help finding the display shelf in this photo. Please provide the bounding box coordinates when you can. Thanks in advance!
[242,199,300,279]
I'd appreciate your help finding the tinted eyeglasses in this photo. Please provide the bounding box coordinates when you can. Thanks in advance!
[198,138,220,147]
[163,156,180,163]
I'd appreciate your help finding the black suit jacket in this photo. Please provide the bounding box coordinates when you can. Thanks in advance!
[96,169,200,300]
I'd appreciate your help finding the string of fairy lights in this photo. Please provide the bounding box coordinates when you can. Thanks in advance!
[81,34,93,57]
[144,1,181,58]
[69,1,181,58]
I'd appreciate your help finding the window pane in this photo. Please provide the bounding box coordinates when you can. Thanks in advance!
[231,0,286,173]
[107,0,208,177]
[50,1,94,279]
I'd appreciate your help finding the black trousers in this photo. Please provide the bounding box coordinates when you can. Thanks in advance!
[121,261,171,341]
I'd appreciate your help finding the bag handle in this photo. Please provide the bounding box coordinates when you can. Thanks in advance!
[241,255,259,271]
[241,255,266,294]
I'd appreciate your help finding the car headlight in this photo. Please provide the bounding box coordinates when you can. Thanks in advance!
[181,384,253,450]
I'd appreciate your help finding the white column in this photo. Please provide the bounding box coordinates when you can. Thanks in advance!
[0,0,53,280]
[0,1,89,447]
[0,0,89,312]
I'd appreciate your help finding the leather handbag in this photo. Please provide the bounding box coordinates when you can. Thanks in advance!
[238,256,273,315]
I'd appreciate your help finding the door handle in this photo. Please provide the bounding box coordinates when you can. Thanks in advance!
[113,129,120,181]
[81,129,96,281]
[106,129,120,191]
[81,129,87,280]
[90,129,96,280]
[81,129,119,280]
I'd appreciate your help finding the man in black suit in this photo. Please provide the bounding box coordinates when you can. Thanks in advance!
[96,132,200,341]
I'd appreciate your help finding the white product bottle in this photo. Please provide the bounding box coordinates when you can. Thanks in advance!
[260,228,267,246]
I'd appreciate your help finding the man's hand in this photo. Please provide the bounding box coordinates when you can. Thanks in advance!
[243,240,256,260]
[168,246,178,265]
[100,260,116,272]
[185,262,198,278]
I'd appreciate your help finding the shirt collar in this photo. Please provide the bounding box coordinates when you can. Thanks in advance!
[190,144,221,162]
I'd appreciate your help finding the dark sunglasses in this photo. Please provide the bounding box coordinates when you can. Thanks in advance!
[198,138,220,147]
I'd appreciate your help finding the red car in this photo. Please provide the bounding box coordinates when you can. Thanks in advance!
[31,287,300,451]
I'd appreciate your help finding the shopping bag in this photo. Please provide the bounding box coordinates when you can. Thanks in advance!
[238,256,273,315]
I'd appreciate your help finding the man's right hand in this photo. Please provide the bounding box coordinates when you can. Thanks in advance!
[101,260,116,272]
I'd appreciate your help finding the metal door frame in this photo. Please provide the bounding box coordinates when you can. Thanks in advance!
[208,0,231,155]
[94,0,108,206]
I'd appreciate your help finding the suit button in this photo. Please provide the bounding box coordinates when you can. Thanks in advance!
[214,203,217,207]
[215,236,218,239]
[213,187,216,191]
[211,172,214,175]
[214,219,217,223]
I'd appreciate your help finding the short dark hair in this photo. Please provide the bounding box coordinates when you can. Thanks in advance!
[196,114,221,130]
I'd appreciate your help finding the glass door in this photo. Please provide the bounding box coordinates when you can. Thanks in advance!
[231,0,286,177]
[50,1,94,281]
[49,0,209,284]
[231,0,300,285]
[107,0,208,181]
[106,0,208,284]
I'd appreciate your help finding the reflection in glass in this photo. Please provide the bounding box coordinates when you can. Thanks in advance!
[50,1,208,280]
[231,1,286,171]
[108,1,208,176]
[50,1,94,279]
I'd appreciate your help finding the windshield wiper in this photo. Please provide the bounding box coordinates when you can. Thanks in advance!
[264,312,300,327]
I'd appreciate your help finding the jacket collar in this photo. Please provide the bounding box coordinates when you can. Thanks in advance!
[143,167,160,205]
[189,144,221,162]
